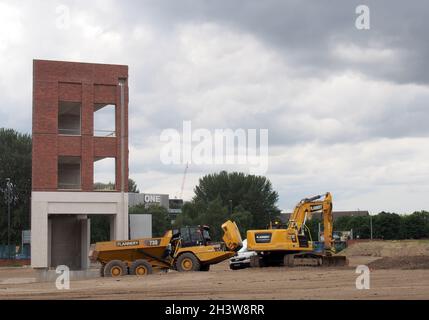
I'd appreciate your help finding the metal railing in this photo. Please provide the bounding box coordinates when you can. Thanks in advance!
[94,130,116,137]
[58,128,81,135]
[58,182,81,190]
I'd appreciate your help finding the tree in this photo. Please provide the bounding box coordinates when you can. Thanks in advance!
[129,204,171,237]
[200,197,229,241]
[0,128,32,246]
[174,171,280,241]
[334,216,371,239]
[192,171,280,228]
[373,212,401,240]
[93,178,139,192]
[306,217,321,241]
[401,211,429,239]
[90,215,110,243]
[128,178,139,193]
[90,178,140,241]
[231,205,253,239]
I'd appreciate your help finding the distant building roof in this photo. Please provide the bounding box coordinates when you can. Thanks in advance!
[279,210,369,223]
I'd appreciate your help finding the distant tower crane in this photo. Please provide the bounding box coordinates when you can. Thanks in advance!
[180,163,189,200]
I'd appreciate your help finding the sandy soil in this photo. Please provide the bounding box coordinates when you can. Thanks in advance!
[340,240,429,257]
[0,257,428,300]
[1,241,428,300]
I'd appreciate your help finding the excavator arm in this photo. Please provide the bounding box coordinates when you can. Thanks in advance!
[288,192,334,253]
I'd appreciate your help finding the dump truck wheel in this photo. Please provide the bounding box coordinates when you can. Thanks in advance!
[104,260,127,277]
[200,264,210,271]
[176,253,200,272]
[130,259,153,276]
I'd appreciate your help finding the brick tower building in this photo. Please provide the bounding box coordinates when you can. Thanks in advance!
[31,60,129,270]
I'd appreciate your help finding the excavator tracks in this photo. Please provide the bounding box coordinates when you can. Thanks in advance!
[285,253,348,267]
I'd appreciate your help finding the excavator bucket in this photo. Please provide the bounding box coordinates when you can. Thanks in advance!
[322,255,348,267]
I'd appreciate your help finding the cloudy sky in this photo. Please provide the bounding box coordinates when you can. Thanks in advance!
[1,0,428,213]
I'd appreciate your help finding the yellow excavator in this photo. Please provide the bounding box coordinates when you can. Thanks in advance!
[89,220,242,277]
[247,192,347,267]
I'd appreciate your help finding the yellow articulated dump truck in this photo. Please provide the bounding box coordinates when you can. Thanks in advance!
[89,220,242,277]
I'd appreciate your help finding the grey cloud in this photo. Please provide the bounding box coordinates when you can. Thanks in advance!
[118,0,429,84]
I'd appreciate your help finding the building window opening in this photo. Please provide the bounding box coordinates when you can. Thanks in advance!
[58,101,81,135]
[58,156,81,190]
[94,157,116,191]
[94,104,116,137]
[89,215,111,243]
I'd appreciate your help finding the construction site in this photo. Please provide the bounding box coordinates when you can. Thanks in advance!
[1,240,429,299]
[0,59,428,301]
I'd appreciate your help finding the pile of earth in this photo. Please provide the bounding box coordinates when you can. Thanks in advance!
[368,256,429,270]
[339,240,429,258]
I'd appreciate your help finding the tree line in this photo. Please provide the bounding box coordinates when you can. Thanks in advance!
[0,128,32,246]
[332,211,429,240]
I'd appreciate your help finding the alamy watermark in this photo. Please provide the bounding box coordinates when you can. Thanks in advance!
[160,121,269,175]
[55,4,71,30]
[56,265,70,290]
[355,5,370,30]
[355,265,370,290]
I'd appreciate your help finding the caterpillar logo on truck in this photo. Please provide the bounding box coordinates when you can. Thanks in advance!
[255,233,272,243]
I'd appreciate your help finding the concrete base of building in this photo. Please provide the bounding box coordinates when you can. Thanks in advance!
[31,191,129,270]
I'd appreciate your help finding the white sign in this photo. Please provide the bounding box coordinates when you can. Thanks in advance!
[144,194,161,203]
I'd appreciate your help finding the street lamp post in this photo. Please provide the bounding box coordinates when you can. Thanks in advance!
[3,178,16,260]
[370,214,373,241]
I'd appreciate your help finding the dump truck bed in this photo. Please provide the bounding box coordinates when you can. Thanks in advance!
[90,236,172,268]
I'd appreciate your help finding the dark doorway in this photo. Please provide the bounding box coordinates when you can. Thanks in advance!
[49,215,82,270]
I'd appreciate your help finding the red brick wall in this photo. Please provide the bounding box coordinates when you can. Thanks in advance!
[32,60,129,192]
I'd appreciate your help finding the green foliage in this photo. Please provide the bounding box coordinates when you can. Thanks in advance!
[335,216,371,239]
[231,205,253,239]
[93,178,139,192]
[402,211,429,239]
[0,128,32,245]
[129,204,171,237]
[89,215,110,243]
[174,171,280,241]
[128,178,139,193]
[90,178,140,241]
[334,211,429,240]
[373,212,401,240]
[200,197,229,241]
[305,217,321,241]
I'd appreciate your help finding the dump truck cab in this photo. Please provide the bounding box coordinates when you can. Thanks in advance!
[173,225,212,247]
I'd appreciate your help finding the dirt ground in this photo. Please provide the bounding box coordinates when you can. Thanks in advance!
[1,240,428,300]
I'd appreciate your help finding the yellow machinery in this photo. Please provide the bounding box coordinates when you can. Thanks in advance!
[247,192,347,267]
[89,220,242,277]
